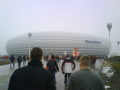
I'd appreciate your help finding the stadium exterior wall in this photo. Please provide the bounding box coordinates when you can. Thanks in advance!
[6,32,110,56]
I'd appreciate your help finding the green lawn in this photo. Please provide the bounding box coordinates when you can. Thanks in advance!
[0,60,10,66]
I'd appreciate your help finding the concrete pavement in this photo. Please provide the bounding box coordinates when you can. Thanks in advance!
[0,60,80,90]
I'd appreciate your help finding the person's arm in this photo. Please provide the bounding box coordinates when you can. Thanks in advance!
[47,73,56,90]
[72,61,76,70]
[55,61,59,72]
[98,76,105,90]
[47,61,49,67]
[8,72,16,90]
[99,82,105,90]
[61,61,65,74]
[95,73,105,90]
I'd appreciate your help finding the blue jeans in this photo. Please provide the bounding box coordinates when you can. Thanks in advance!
[10,61,15,68]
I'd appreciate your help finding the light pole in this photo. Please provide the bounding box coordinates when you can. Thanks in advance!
[117,41,120,56]
[28,32,32,59]
[107,23,112,57]
[117,41,120,46]
[107,23,112,44]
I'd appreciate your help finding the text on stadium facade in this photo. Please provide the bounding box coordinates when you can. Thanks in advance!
[85,40,101,44]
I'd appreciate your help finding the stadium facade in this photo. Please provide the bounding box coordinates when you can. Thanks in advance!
[6,32,110,56]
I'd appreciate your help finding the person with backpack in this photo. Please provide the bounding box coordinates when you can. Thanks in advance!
[61,55,76,87]
[46,54,59,83]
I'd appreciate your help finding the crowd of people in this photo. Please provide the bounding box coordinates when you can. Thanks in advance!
[9,55,28,68]
[8,47,105,90]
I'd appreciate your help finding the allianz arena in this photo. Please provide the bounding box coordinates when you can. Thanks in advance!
[6,31,110,56]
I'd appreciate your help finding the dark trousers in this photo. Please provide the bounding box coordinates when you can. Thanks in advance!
[64,73,71,84]
[49,70,56,83]
[18,62,21,68]
[23,60,26,66]
[49,70,56,89]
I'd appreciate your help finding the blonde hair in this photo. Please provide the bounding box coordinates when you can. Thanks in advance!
[79,56,91,66]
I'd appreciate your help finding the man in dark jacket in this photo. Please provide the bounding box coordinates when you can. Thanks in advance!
[8,47,56,90]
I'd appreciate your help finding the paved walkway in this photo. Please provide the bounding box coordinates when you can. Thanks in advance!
[0,60,80,90]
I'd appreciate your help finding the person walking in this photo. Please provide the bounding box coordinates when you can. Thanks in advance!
[67,56,105,90]
[46,54,59,83]
[17,56,22,68]
[9,55,15,68]
[95,56,104,73]
[23,56,27,66]
[90,56,96,68]
[8,47,56,90]
[61,55,76,87]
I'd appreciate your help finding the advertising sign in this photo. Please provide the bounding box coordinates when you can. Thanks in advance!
[73,48,80,56]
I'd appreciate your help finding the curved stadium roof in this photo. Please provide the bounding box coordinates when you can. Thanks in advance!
[6,31,110,56]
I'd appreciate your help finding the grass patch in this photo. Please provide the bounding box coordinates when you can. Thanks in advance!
[0,60,10,66]
[108,56,120,62]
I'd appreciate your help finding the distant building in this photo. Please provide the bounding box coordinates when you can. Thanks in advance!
[6,31,110,56]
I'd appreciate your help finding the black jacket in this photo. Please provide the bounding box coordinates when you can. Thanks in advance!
[47,59,59,72]
[8,60,56,90]
[17,56,22,63]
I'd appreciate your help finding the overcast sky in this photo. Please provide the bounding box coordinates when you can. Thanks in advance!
[0,0,120,55]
